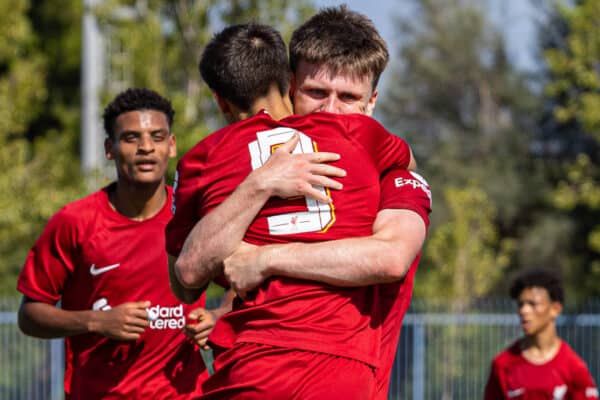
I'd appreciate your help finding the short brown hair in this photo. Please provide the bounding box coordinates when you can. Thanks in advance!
[199,23,290,111]
[289,5,389,89]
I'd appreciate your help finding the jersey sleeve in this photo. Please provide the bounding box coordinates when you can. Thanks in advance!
[570,358,599,400]
[346,114,411,173]
[379,169,432,226]
[16,209,79,304]
[166,152,205,257]
[483,360,504,400]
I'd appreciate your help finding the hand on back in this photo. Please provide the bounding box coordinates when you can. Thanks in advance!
[255,134,346,203]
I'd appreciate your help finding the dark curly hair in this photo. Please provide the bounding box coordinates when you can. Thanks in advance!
[103,88,175,139]
[510,268,564,304]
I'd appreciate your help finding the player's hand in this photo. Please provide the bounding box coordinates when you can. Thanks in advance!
[184,308,217,350]
[223,242,264,298]
[89,301,151,341]
[256,133,346,203]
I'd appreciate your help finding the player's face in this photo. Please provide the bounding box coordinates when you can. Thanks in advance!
[105,110,176,186]
[291,60,378,116]
[516,287,561,337]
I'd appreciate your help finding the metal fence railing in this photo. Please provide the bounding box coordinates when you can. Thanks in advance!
[2,297,599,400]
[0,297,63,400]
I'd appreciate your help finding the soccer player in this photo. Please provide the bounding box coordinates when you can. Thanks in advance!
[174,6,431,399]
[166,23,417,398]
[484,268,599,400]
[16,88,217,399]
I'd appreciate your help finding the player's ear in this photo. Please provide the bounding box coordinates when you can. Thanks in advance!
[365,88,378,117]
[550,301,563,319]
[289,73,297,104]
[214,92,233,118]
[104,137,115,160]
[168,134,177,159]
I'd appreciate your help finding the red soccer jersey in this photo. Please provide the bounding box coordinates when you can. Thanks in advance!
[166,110,411,367]
[374,169,432,399]
[484,340,599,400]
[17,184,207,400]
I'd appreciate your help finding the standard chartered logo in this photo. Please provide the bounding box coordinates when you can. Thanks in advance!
[147,304,186,330]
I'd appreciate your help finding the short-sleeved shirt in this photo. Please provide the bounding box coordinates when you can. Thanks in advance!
[17,184,207,399]
[374,169,432,399]
[484,340,599,400]
[166,111,411,368]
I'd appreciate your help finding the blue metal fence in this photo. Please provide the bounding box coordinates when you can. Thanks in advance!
[2,297,599,400]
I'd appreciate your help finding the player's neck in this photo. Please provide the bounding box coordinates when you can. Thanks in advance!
[248,86,293,121]
[110,180,167,221]
[520,326,561,364]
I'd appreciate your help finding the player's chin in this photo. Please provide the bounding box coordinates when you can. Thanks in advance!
[520,322,536,335]
[129,172,165,186]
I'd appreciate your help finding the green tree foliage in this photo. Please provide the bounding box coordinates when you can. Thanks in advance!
[542,0,600,299]
[0,0,85,295]
[382,0,545,300]
[417,183,514,301]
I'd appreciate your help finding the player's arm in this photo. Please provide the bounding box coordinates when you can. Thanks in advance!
[169,254,206,303]
[174,133,346,289]
[224,169,430,294]
[225,208,425,295]
[483,362,504,400]
[408,147,417,170]
[571,360,599,400]
[18,296,151,341]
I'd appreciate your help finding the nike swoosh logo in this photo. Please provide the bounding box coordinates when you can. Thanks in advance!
[90,263,121,276]
[507,388,525,398]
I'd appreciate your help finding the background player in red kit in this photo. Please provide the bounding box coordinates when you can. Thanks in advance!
[484,268,598,400]
[174,7,431,399]
[16,88,215,399]
[166,23,417,399]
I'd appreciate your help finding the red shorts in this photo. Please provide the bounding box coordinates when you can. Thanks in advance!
[198,343,376,400]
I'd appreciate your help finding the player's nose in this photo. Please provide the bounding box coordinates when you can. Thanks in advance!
[138,134,155,153]
[320,97,342,114]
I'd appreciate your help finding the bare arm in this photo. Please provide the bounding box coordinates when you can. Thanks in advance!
[174,134,346,289]
[408,147,417,170]
[18,296,151,340]
[169,255,206,303]
[224,209,426,296]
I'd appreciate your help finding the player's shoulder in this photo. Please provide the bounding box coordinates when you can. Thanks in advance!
[492,341,522,367]
[180,113,270,165]
[41,188,108,238]
[558,340,590,368]
[55,188,107,222]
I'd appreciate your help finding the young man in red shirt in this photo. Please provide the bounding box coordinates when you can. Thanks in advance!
[173,7,431,399]
[17,88,218,399]
[484,268,598,400]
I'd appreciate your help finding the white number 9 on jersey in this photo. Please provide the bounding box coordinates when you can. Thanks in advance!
[248,127,335,235]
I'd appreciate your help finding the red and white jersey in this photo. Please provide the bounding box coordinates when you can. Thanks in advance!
[374,169,432,399]
[17,184,207,400]
[484,340,599,400]
[166,110,411,367]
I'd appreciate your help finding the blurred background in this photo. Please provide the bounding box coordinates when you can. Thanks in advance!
[1,0,599,398]
[2,0,599,306]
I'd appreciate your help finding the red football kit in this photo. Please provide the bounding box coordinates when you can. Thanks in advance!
[166,111,411,396]
[484,340,599,400]
[17,184,207,400]
[374,169,432,400]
